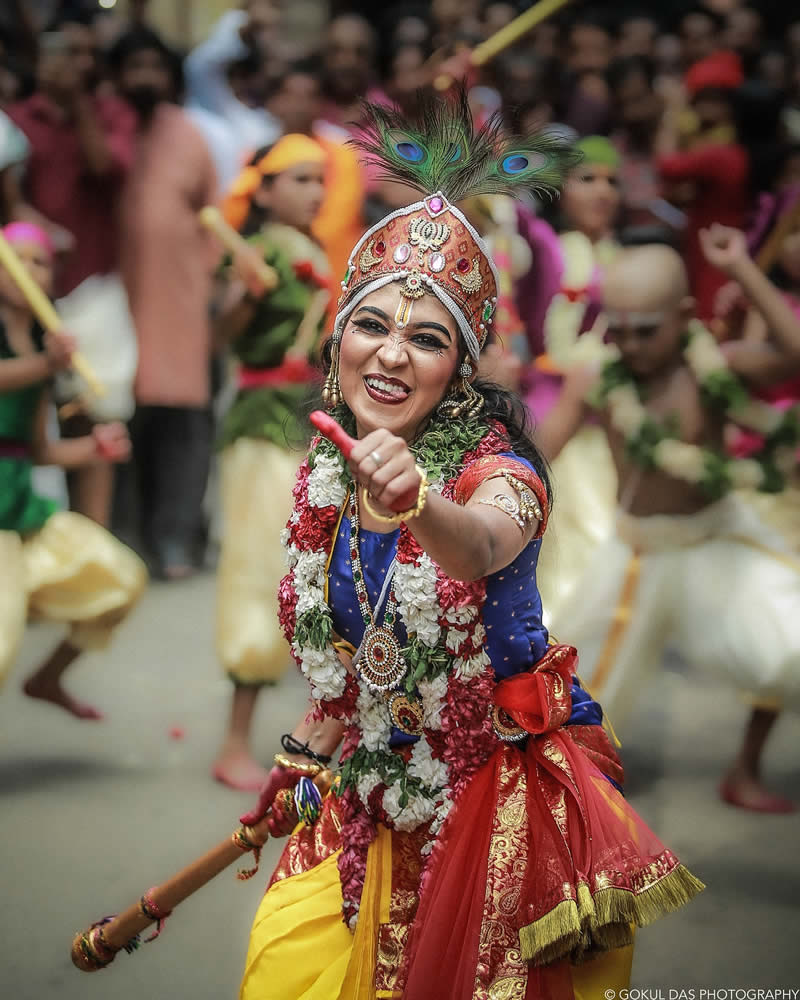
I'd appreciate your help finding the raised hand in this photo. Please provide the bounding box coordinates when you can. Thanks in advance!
[348,429,423,514]
[699,224,750,275]
[309,411,420,512]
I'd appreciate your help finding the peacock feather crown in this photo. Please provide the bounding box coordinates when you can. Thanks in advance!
[334,86,580,358]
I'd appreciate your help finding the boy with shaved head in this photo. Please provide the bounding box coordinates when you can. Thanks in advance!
[539,226,800,813]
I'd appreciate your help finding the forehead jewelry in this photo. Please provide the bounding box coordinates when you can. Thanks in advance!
[395,294,415,330]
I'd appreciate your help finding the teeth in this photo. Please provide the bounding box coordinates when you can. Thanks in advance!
[365,377,408,396]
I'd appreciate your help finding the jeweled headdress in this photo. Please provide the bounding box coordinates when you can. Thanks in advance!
[327,87,579,400]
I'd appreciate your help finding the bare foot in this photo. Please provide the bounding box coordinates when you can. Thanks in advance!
[213,751,271,792]
[719,775,796,814]
[23,678,104,720]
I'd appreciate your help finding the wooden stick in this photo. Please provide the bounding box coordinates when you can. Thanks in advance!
[287,288,330,362]
[71,768,334,973]
[434,0,575,90]
[0,230,106,398]
[71,819,270,972]
[199,205,279,292]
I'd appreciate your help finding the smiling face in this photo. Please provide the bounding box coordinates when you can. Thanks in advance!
[338,283,462,441]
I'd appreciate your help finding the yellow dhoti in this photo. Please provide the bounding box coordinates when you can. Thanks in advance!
[240,826,633,1000]
[216,438,300,685]
[0,510,147,686]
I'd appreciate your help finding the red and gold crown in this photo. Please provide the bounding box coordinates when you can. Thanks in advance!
[330,86,579,361]
[335,192,498,359]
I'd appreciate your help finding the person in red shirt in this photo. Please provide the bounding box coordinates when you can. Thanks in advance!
[655,51,749,322]
[7,8,136,298]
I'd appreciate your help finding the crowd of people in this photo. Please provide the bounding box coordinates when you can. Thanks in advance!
[3,0,800,997]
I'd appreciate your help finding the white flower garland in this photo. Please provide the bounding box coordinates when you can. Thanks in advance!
[294,439,487,834]
[601,320,798,493]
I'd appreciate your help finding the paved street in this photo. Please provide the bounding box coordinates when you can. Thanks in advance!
[1,571,798,999]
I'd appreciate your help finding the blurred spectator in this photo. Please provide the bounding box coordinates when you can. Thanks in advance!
[185,3,281,191]
[262,60,365,281]
[113,26,218,579]
[678,6,724,68]
[430,0,482,49]
[608,55,681,243]
[615,14,660,60]
[655,51,767,321]
[7,7,135,298]
[319,14,386,132]
[566,14,614,74]
[723,6,764,77]
[562,12,614,135]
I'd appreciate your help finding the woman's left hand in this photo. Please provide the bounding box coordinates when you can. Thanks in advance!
[348,429,422,513]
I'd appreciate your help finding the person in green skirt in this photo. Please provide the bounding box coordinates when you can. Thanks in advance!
[0,222,146,718]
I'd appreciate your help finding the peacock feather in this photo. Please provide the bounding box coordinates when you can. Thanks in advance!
[352,83,581,204]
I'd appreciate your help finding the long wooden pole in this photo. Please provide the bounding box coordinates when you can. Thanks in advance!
[0,230,105,399]
[434,0,576,90]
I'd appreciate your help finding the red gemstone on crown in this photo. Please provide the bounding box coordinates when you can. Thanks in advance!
[429,196,444,213]
[375,241,386,256]
[457,257,471,273]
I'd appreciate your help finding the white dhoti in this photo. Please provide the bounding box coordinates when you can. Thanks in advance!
[537,425,617,624]
[551,496,800,723]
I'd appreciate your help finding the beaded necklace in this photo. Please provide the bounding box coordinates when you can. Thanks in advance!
[348,490,406,693]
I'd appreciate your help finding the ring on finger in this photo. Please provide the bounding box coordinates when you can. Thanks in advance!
[370,450,384,468]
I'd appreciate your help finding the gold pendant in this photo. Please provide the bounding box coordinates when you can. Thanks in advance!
[358,625,407,692]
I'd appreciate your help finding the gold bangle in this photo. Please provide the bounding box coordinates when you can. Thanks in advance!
[360,465,429,525]
[273,753,321,776]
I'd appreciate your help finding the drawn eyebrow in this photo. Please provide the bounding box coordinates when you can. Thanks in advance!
[410,320,452,341]
[354,306,390,321]
[354,306,452,342]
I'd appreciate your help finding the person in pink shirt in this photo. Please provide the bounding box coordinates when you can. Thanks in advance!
[113,27,218,580]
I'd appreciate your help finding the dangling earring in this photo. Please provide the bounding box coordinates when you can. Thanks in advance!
[322,332,341,410]
[437,360,484,418]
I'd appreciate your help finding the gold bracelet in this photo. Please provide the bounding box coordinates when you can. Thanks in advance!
[360,465,429,525]
[273,753,321,776]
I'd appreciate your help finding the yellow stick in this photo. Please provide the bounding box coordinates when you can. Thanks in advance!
[0,230,106,398]
[199,205,279,292]
[435,0,575,90]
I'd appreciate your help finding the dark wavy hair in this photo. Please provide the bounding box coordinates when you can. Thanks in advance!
[317,332,553,506]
